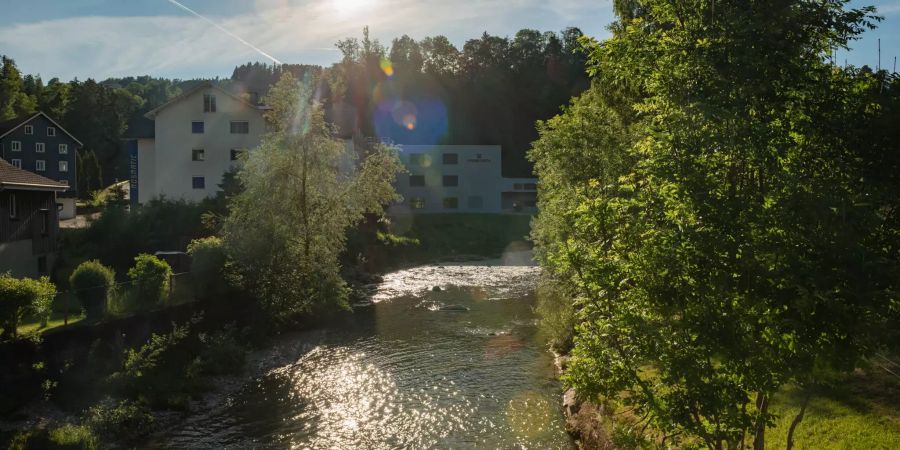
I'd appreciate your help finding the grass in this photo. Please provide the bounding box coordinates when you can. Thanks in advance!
[766,368,900,450]
[17,310,86,335]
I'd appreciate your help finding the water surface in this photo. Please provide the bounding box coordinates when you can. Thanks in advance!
[150,263,572,449]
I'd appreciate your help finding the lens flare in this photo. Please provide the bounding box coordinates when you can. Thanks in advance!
[380,58,394,77]
[402,114,416,130]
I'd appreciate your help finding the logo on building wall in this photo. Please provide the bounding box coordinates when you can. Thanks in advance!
[128,141,138,208]
[466,153,491,163]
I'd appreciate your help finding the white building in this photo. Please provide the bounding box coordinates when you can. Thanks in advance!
[129,82,267,204]
[392,145,537,214]
[129,84,537,214]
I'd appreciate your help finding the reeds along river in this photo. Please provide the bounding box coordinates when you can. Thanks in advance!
[148,261,574,449]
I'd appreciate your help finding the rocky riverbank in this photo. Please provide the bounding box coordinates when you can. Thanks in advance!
[554,353,615,450]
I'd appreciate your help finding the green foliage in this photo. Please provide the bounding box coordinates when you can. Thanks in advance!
[84,399,155,442]
[126,254,172,310]
[69,261,115,319]
[222,73,403,322]
[186,236,227,299]
[534,276,575,353]
[7,424,99,450]
[195,327,246,376]
[108,322,197,407]
[0,274,57,339]
[530,1,900,448]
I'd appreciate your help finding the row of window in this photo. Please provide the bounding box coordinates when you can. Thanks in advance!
[9,158,68,173]
[191,148,247,162]
[409,153,459,166]
[21,125,56,137]
[191,121,249,134]
[4,142,68,154]
[408,196,483,210]
[409,175,457,187]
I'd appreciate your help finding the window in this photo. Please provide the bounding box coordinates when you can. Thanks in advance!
[35,160,46,171]
[8,193,16,219]
[59,161,68,172]
[409,175,425,187]
[11,159,21,169]
[192,121,204,134]
[40,210,49,235]
[230,149,245,161]
[35,142,45,153]
[409,197,425,209]
[442,175,458,187]
[192,149,205,161]
[409,154,430,167]
[59,179,69,186]
[203,94,217,112]
[443,197,459,209]
[192,176,205,189]
[59,144,68,154]
[442,153,458,165]
[467,196,483,209]
[525,199,537,207]
[24,125,33,135]
[11,141,21,151]
[47,127,56,136]
[230,121,249,134]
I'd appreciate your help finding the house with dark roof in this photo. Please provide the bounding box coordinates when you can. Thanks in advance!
[0,112,81,219]
[0,159,68,277]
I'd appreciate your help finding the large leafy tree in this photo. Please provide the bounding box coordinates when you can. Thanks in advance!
[530,1,899,449]
[222,73,402,320]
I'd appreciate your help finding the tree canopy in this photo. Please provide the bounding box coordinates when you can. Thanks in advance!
[530,1,900,448]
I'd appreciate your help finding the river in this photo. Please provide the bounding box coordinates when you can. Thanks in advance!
[148,260,573,449]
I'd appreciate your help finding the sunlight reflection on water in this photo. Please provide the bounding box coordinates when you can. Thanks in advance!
[150,262,572,449]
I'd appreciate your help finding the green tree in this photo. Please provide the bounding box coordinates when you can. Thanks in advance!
[186,236,228,299]
[70,260,116,319]
[222,72,402,321]
[0,56,36,120]
[0,274,36,339]
[127,254,172,310]
[530,1,899,449]
[24,276,56,328]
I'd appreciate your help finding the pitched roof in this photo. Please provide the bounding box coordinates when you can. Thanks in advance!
[144,82,270,119]
[0,159,68,191]
[0,112,84,146]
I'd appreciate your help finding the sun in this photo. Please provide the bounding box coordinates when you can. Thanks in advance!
[330,0,373,15]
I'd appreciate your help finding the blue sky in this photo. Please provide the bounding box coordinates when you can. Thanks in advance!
[0,0,898,81]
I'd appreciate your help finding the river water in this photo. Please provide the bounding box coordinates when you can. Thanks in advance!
[150,261,573,449]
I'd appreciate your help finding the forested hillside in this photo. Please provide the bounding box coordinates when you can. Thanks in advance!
[0,27,587,192]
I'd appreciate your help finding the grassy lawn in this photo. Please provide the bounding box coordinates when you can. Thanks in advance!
[766,368,900,449]
[17,311,86,335]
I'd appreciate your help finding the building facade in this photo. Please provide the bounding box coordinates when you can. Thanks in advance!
[0,159,67,277]
[132,83,267,204]
[0,112,80,219]
[393,145,537,214]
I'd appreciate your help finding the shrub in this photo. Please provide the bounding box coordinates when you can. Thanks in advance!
[7,424,99,450]
[196,327,246,375]
[535,276,575,353]
[186,236,227,299]
[126,254,172,310]
[85,399,155,442]
[69,261,115,319]
[0,274,56,339]
[24,276,56,328]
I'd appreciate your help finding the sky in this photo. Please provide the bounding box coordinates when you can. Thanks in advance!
[0,0,898,81]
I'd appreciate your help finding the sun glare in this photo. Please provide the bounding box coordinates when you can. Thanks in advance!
[330,0,373,15]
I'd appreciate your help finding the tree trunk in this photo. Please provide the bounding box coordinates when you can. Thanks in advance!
[753,392,768,450]
[786,393,811,450]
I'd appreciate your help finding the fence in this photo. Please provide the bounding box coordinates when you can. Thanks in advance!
[51,271,196,327]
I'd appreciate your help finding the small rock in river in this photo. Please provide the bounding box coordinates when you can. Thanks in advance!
[438,304,469,312]
[431,286,442,292]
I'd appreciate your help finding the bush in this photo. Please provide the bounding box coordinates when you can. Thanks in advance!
[196,327,246,375]
[84,399,155,442]
[535,276,575,353]
[7,424,99,450]
[24,276,56,328]
[69,261,115,319]
[186,236,227,299]
[0,274,56,339]
[126,254,172,310]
